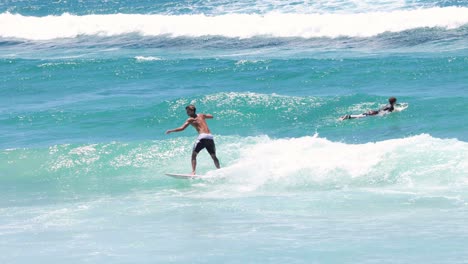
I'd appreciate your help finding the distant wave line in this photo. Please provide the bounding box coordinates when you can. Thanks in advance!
[1,7,468,40]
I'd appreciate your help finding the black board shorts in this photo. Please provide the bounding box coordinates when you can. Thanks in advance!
[193,139,216,154]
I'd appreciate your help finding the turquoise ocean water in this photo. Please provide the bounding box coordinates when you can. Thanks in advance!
[1,0,468,263]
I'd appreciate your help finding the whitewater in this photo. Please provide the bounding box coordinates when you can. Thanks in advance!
[1,7,468,40]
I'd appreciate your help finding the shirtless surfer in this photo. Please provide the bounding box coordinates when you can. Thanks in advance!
[340,97,398,120]
[166,105,220,174]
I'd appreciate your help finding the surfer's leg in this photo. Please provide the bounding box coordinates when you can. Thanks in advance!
[205,140,220,169]
[192,140,207,174]
[191,151,199,174]
[210,153,220,169]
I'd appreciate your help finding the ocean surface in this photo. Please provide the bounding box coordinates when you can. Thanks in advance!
[1,0,468,263]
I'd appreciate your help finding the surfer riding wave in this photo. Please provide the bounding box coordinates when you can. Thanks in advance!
[165,105,221,175]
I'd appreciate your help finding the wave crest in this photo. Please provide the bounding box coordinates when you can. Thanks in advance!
[1,7,467,40]
[211,134,468,191]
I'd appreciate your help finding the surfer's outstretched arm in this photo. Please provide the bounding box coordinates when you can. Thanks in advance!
[202,113,213,119]
[165,119,192,134]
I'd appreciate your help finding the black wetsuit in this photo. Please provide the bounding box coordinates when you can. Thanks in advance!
[379,103,395,113]
[362,104,394,116]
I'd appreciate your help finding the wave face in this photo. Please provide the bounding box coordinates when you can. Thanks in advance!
[1,8,468,40]
[2,134,467,198]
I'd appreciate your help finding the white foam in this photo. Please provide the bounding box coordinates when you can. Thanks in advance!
[135,56,163,62]
[1,7,467,40]
[210,134,468,191]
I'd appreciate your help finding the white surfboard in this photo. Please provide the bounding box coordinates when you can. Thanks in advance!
[394,103,409,112]
[339,103,409,120]
[165,173,203,179]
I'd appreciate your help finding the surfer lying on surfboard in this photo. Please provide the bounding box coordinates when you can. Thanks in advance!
[340,97,398,120]
[165,104,220,175]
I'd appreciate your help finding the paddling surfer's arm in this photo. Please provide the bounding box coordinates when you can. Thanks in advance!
[165,118,194,134]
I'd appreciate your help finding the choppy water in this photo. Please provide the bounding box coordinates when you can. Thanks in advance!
[1,0,467,263]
